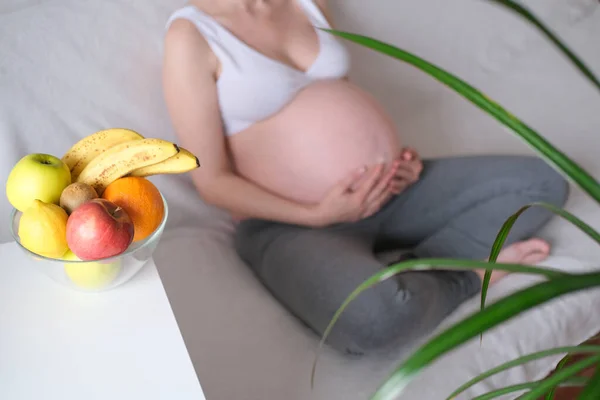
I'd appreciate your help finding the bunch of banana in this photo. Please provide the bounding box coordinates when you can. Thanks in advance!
[62,128,144,181]
[61,128,201,195]
[128,147,200,178]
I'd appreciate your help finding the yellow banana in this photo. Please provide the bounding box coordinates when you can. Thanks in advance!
[76,138,179,195]
[62,128,145,181]
[128,147,200,177]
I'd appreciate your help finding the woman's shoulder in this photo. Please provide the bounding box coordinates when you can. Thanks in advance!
[164,18,208,52]
[163,18,217,75]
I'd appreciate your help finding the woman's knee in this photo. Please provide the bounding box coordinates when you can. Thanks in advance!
[325,278,439,355]
[526,157,569,206]
[502,156,569,207]
[327,301,409,356]
[323,270,481,356]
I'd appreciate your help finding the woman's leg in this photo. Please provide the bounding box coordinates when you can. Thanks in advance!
[378,154,569,282]
[234,219,482,356]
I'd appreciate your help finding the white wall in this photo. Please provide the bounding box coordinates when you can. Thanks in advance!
[329,0,600,166]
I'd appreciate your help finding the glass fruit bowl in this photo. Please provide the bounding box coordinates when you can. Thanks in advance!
[9,194,168,293]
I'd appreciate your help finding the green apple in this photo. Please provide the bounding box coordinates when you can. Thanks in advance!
[6,153,72,212]
[62,250,122,290]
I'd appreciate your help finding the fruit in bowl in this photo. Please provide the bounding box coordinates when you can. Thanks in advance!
[6,153,72,212]
[102,176,165,243]
[5,128,200,292]
[59,182,99,214]
[62,250,122,290]
[66,198,135,261]
[18,199,70,259]
[10,194,168,292]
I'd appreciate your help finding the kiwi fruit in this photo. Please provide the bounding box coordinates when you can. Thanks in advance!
[60,182,99,214]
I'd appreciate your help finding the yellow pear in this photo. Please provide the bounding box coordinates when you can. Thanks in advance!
[18,199,69,258]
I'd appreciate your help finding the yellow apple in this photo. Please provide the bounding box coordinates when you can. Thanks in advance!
[62,250,122,290]
[6,153,71,212]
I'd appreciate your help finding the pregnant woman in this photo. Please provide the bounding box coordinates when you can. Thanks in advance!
[162,0,569,355]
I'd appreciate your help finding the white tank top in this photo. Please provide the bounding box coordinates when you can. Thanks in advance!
[165,1,351,136]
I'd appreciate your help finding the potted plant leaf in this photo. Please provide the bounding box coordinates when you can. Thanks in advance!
[312,1,600,398]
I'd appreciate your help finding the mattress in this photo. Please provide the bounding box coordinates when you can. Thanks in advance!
[1,1,599,399]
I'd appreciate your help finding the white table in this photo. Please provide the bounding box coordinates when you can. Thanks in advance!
[0,241,206,400]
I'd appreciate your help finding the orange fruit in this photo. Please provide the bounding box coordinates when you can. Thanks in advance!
[101,177,164,242]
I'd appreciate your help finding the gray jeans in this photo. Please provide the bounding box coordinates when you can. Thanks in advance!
[234,155,569,355]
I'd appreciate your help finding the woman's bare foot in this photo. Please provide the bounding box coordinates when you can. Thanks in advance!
[475,238,551,285]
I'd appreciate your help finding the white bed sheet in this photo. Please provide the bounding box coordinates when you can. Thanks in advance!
[1,1,599,399]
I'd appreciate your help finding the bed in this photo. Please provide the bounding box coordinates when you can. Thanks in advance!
[1,1,600,399]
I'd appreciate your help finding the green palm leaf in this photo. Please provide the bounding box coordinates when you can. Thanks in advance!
[317,5,600,400]
[321,29,600,204]
[446,345,600,399]
[547,335,600,399]
[472,376,588,400]
[481,202,600,313]
[546,354,576,400]
[370,273,600,400]
[514,355,600,399]
[486,0,600,93]
[577,366,600,399]
[310,259,570,387]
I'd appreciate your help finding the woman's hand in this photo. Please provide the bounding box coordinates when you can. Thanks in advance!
[389,147,423,194]
[310,163,398,227]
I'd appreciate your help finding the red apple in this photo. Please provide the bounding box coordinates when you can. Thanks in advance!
[66,198,134,261]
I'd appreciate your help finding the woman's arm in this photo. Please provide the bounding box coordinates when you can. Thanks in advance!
[163,20,321,226]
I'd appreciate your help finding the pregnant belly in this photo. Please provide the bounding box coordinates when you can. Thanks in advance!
[229,79,402,204]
